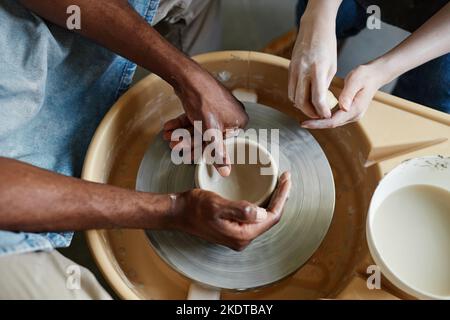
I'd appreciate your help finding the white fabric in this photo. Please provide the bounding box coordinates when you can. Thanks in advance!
[0,250,111,300]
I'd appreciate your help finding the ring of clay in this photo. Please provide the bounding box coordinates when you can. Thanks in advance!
[137,102,335,290]
[195,137,278,206]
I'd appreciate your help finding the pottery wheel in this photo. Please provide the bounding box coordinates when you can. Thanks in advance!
[136,102,335,290]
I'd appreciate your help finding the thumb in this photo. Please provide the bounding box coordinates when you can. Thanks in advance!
[339,71,362,111]
[221,201,261,223]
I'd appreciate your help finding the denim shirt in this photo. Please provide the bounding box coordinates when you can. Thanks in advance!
[0,0,160,256]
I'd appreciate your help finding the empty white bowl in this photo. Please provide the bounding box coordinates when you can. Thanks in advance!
[195,137,278,206]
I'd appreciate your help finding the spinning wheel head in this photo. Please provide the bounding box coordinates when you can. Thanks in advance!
[136,102,335,290]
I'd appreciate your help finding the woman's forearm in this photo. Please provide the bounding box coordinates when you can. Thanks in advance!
[0,157,172,232]
[373,3,450,83]
[303,0,343,20]
[296,0,343,53]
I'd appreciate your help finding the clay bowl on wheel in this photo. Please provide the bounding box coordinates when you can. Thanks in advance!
[195,137,278,207]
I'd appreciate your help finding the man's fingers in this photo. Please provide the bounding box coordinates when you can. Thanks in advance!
[163,114,191,131]
[221,172,291,225]
[164,125,194,142]
[163,129,174,141]
[221,201,259,223]
[237,172,292,239]
[225,127,240,138]
[216,172,291,250]
[212,134,231,177]
[267,171,292,215]
[168,126,194,149]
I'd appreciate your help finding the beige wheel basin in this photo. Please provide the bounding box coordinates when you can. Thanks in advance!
[83,51,450,300]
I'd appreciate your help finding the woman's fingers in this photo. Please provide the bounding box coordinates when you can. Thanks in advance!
[288,63,299,102]
[295,69,309,111]
[302,86,374,129]
[347,86,374,121]
[290,63,337,120]
[339,67,365,111]
[301,109,352,129]
[294,72,321,119]
[311,67,332,119]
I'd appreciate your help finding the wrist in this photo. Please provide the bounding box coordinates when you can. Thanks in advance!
[303,0,341,22]
[116,192,176,230]
[367,56,399,86]
[300,7,337,37]
[169,191,188,230]
[167,58,206,94]
[170,63,220,115]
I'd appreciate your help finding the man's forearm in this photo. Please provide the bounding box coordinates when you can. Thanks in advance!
[0,157,172,231]
[19,0,200,90]
[372,3,450,83]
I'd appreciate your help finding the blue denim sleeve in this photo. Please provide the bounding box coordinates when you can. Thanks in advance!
[0,231,73,256]
[0,0,160,256]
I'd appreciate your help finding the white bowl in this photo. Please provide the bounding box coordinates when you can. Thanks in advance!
[367,156,450,300]
[195,137,278,206]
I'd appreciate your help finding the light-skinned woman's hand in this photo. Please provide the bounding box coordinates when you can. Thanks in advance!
[289,0,342,119]
[302,62,387,129]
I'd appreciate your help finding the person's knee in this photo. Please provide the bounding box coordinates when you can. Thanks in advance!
[393,54,450,114]
[0,251,111,299]
[335,0,367,39]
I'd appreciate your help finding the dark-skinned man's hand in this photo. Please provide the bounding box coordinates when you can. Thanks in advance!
[162,66,249,177]
[169,172,291,251]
